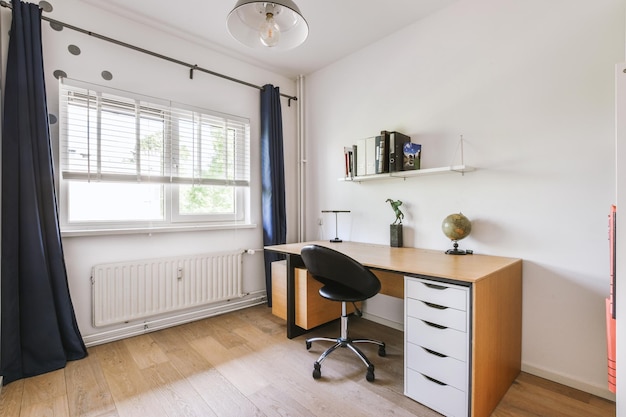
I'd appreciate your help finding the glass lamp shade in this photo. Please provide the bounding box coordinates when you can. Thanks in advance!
[227,0,309,50]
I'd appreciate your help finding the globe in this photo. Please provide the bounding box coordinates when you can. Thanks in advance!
[442,213,472,255]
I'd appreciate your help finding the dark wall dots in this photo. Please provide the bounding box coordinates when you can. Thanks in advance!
[53,69,67,79]
[38,1,53,13]
[68,44,81,55]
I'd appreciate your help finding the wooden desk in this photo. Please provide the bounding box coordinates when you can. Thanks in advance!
[265,240,523,417]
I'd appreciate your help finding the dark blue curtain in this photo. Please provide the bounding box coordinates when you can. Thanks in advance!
[261,85,286,307]
[1,0,87,385]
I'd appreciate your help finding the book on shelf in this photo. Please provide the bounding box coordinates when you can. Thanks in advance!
[375,130,390,174]
[389,131,411,172]
[344,145,356,178]
[355,138,366,176]
[365,136,376,175]
[354,137,376,176]
[402,142,421,170]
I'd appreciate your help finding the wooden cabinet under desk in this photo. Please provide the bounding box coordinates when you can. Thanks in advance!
[271,260,357,329]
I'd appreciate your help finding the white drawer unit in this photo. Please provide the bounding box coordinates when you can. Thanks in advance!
[404,276,470,417]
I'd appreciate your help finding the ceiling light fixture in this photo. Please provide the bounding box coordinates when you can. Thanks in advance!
[227,1,309,50]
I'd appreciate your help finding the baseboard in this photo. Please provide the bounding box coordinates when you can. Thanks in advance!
[520,363,615,402]
[83,291,267,347]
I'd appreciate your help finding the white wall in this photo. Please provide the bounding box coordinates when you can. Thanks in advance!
[304,0,624,399]
[0,0,299,344]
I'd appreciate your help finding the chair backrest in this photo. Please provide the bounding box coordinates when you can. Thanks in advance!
[300,244,381,300]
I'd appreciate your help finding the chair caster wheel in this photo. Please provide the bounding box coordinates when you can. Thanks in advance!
[378,345,386,357]
[312,362,321,379]
[366,365,375,382]
[306,341,312,350]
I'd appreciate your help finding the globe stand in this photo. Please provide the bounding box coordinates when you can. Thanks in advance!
[446,241,468,255]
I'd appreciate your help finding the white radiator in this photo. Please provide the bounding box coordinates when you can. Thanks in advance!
[91,251,243,327]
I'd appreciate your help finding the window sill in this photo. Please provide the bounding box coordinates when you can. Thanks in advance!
[61,222,257,238]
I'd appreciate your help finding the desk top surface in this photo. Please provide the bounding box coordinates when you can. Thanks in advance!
[265,240,522,284]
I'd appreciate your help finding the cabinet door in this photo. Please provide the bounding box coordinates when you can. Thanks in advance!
[406,279,467,310]
[406,316,467,361]
[406,297,467,332]
[406,368,467,417]
[406,343,467,390]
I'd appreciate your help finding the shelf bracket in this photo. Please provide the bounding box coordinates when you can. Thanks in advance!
[451,135,466,176]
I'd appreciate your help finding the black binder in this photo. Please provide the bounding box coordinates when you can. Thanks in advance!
[388,131,411,172]
[375,130,390,173]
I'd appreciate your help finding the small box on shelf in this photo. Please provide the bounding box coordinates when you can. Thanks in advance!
[402,143,421,171]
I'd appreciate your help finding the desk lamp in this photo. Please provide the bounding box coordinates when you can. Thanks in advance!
[322,210,350,243]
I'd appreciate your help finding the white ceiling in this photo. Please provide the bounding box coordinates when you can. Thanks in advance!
[78,0,458,79]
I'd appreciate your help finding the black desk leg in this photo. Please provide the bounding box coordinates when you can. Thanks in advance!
[286,253,307,339]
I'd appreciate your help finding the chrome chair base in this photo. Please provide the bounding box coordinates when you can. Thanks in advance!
[305,301,386,381]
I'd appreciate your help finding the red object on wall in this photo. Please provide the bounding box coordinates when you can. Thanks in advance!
[607,205,617,393]
[606,297,616,393]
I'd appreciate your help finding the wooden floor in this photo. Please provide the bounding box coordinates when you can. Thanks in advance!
[0,304,616,417]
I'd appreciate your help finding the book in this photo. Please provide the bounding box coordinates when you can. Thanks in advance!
[389,131,411,172]
[375,130,390,174]
[365,136,376,175]
[402,142,421,170]
[344,146,356,178]
[355,138,366,176]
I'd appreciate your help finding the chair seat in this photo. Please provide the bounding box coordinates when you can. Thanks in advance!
[319,283,368,302]
[301,244,386,382]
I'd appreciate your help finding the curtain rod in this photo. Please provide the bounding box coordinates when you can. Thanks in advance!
[0,0,298,106]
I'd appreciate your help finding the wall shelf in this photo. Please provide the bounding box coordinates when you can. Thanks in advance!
[338,164,475,183]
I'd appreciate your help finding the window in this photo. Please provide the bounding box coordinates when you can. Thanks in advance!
[58,79,250,231]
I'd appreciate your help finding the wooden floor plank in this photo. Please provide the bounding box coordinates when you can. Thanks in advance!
[64,352,118,417]
[491,373,615,417]
[20,369,66,408]
[248,384,317,417]
[17,370,70,417]
[0,304,615,417]
[92,341,166,416]
[190,335,270,397]
[186,367,265,417]
[151,326,265,417]
[19,398,69,417]
[0,379,24,417]
[122,334,169,370]
[139,361,218,417]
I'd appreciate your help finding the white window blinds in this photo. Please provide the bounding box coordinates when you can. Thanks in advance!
[59,79,250,187]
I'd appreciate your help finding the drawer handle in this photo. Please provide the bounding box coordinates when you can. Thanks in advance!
[424,283,447,290]
[422,320,447,330]
[423,301,447,310]
[422,347,448,358]
[423,374,447,386]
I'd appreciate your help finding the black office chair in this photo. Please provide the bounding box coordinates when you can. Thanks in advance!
[300,244,386,382]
